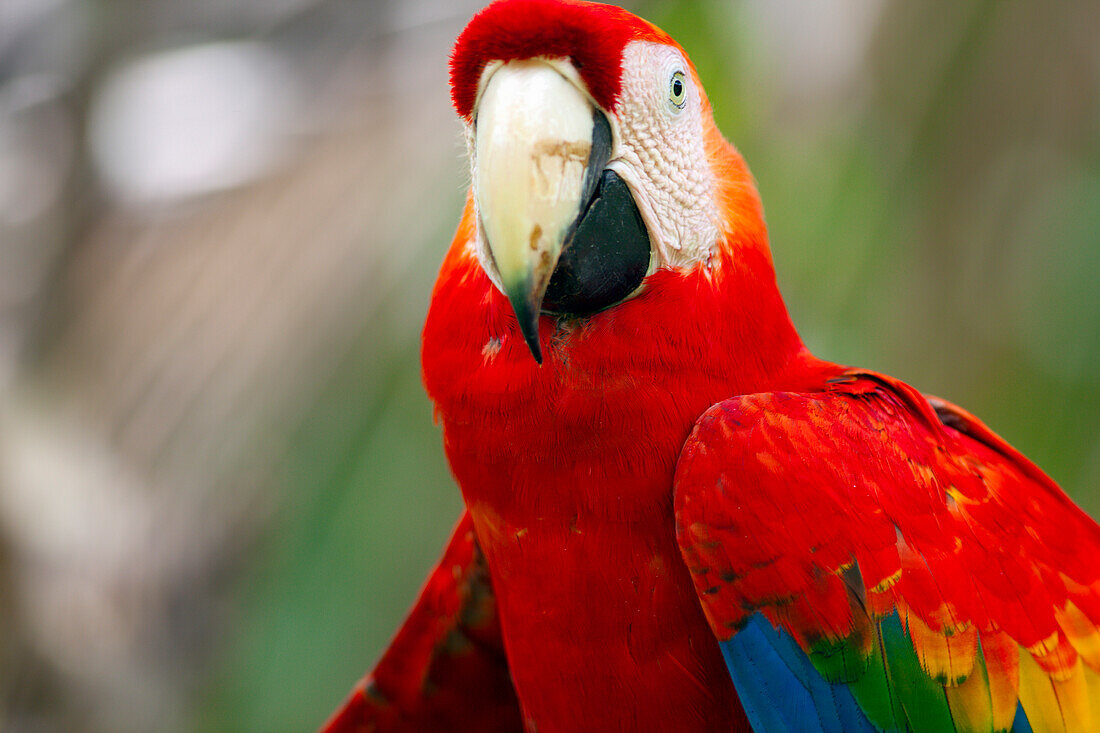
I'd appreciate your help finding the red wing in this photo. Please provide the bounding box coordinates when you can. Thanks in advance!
[674,370,1100,732]
[322,512,522,733]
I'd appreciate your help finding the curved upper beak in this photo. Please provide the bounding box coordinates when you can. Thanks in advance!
[473,60,611,363]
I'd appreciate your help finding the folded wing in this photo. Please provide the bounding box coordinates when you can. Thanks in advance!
[674,371,1100,733]
[322,512,522,733]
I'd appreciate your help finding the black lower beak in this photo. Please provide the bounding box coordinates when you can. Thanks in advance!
[507,112,651,363]
[542,169,651,318]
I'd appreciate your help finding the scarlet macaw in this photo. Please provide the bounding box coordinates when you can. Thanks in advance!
[324,1,1100,731]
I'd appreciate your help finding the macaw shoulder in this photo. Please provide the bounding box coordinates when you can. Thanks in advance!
[674,366,1063,521]
[676,368,947,495]
[672,366,1100,564]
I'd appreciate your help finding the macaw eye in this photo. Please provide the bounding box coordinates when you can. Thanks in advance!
[669,70,687,109]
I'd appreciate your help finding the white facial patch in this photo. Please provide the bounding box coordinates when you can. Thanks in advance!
[606,41,721,270]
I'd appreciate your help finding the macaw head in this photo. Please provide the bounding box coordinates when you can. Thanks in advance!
[447,0,792,367]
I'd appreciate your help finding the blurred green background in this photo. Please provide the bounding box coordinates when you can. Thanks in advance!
[0,0,1097,730]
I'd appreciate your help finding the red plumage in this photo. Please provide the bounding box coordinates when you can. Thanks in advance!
[418,205,780,731]
[675,371,1100,652]
[325,1,1100,731]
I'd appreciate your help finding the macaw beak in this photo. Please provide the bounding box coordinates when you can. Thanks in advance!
[473,60,619,364]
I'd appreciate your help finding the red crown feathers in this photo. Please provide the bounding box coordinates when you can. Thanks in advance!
[450,0,669,120]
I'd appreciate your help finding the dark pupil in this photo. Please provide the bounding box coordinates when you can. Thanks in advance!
[672,78,683,97]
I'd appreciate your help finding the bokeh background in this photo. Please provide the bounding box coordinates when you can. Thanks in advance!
[1,0,1098,730]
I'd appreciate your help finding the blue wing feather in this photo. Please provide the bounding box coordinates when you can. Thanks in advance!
[717,613,1039,733]
[719,613,877,733]
[1011,703,1033,733]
